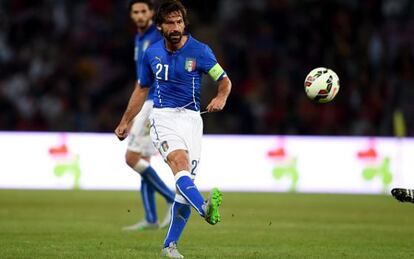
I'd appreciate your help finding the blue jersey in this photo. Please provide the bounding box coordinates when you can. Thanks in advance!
[134,24,163,100]
[139,35,226,111]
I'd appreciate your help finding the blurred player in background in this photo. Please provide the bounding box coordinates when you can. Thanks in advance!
[122,0,175,231]
[115,0,232,257]
[391,188,414,203]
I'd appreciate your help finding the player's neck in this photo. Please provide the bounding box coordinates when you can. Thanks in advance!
[165,35,188,52]
[137,20,153,35]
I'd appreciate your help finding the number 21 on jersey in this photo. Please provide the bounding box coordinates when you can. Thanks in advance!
[156,64,169,81]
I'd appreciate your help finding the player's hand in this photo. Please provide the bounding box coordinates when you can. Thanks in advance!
[115,122,129,141]
[206,97,226,113]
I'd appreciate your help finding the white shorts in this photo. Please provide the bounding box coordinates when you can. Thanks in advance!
[127,100,157,157]
[149,108,202,177]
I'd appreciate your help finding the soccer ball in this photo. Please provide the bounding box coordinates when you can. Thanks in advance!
[304,67,340,103]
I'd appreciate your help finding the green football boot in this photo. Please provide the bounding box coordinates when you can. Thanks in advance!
[204,188,222,225]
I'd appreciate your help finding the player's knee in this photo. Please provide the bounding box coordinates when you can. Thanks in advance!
[125,151,141,168]
[168,150,190,172]
[174,160,189,171]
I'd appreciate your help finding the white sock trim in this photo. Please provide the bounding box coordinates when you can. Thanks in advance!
[174,170,191,181]
[174,194,189,204]
[133,159,150,174]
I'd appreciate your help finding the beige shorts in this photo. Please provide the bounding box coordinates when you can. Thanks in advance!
[127,100,157,157]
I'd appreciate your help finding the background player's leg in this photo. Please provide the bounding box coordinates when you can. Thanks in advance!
[142,179,157,223]
[127,111,175,205]
[134,158,175,228]
[123,178,158,231]
[124,151,173,230]
[137,159,175,204]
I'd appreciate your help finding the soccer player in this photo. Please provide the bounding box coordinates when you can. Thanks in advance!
[115,0,232,257]
[391,188,414,203]
[122,0,175,231]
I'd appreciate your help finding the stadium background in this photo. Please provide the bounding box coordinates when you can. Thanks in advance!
[1,0,414,136]
[1,1,414,258]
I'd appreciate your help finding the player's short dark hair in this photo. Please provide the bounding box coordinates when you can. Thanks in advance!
[155,0,189,26]
[128,0,154,11]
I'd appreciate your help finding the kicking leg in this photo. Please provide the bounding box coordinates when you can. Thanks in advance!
[167,150,222,224]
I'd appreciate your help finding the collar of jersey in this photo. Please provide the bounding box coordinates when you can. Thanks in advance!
[163,34,192,54]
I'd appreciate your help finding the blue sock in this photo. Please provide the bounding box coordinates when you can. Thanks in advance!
[175,171,205,217]
[163,201,191,247]
[147,182,157,220]
[141,166,175,203]
[141,179,157,223]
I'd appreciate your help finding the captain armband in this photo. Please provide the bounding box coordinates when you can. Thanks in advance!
[208,63,225,81]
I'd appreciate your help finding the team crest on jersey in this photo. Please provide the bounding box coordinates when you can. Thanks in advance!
[143,40,150,52]
[185,58,196,72]
[161,141,169,153]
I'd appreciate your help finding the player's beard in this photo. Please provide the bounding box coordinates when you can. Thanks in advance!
[165,31,182,45]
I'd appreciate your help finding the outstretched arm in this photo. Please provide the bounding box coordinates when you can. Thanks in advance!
[206,76,232,113]
[115,82,150,140]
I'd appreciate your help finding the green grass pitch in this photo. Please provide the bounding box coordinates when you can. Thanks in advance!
[1,190,414,258]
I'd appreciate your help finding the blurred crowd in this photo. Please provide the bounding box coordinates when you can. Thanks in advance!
[0,0,413,136]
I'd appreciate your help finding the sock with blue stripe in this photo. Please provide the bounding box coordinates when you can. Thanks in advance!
[175,171,205,217]
[140,179,157,223]
[163,200,191,248]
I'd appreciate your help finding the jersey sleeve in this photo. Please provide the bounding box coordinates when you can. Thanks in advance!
[138,51,154,88]
[199,45,226,81]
